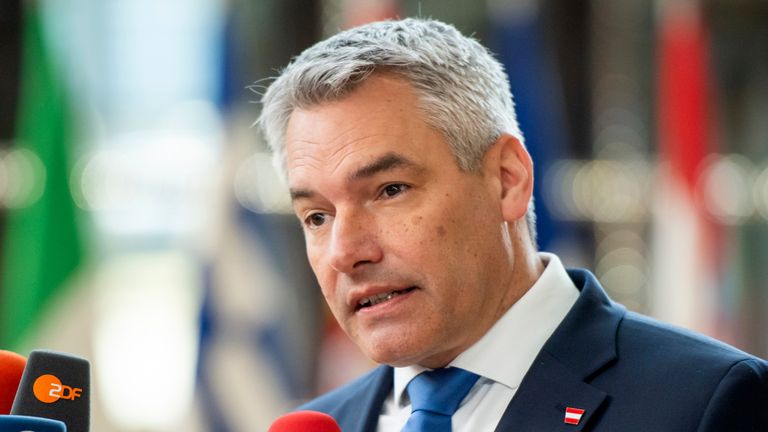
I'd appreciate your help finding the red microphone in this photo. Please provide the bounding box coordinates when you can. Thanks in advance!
[269,410,341,432]
[0,350,26,415]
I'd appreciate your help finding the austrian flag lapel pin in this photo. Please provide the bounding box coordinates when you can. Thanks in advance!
[564,407,585,425]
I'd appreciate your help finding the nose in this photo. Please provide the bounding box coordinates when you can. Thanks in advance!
[328,209,383,274]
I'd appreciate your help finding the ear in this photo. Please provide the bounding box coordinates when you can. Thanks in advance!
[487,134,533,221]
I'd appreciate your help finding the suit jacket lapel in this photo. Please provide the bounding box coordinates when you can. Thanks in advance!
[495,269,625,431]
[335,365,393,432]
[494,351,607,431]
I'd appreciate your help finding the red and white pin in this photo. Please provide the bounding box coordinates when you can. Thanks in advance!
[564,407,585,425]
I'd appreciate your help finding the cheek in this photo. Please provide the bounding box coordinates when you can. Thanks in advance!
[305,246,323,278]
[306,246,336,294]
[425,197,500,276]
[378,214,426,248]
[396,215,464,280]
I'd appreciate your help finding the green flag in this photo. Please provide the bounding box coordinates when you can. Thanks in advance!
[0,2,84,348]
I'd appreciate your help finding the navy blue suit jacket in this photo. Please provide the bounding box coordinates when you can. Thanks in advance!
[300,269,768,431]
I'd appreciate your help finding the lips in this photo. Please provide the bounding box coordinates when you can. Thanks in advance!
[355,287,417,311]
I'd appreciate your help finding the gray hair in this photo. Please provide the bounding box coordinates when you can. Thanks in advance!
[257,17,537,245]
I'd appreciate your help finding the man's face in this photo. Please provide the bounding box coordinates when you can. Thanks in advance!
[285,75,516,368]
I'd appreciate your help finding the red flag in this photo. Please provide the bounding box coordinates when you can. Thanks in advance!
[564,407,585,425]
[652,0,722,336]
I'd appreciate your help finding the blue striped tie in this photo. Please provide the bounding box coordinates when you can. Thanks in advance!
[402,367,480,432]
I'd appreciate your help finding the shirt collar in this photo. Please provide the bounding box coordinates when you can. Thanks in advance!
[392,253,579,407]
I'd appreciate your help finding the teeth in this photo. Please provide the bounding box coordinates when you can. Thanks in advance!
[359,290,401,308]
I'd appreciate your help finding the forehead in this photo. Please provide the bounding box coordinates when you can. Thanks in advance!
[283,75,450,184]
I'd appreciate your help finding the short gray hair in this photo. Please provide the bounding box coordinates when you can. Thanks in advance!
[257,17,537,245]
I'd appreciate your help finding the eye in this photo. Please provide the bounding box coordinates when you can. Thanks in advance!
[380,183,409,199]
[304,212,327,229]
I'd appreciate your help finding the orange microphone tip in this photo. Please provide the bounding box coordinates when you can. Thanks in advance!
[0,349,27,372]
[0,350,28,415]
[0,350,27,362]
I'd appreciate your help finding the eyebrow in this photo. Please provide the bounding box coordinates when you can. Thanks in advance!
[349,152,420,181]
[289,152,421,202]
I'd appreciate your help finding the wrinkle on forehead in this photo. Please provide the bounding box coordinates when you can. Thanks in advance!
[288,131,406,183]
[284,74,428,186]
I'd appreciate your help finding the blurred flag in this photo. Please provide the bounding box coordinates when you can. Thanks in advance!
[194,4,328,429]
[651,0,722,336]
[487,0,576,253]
[0,1,85,348]
[195,200,330,431]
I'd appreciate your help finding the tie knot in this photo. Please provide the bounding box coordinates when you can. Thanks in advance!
[405,367,480,416]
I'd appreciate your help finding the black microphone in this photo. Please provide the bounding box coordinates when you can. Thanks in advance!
[0,350,68,431]
[7,350,90,432]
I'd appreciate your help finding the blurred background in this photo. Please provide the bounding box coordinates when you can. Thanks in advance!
[1,0,766,430]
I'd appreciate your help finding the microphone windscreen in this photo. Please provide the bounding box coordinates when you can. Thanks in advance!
[0,415,66,431]
[269,410,341,432]
[0,350,26,415]
[11,349,90,432]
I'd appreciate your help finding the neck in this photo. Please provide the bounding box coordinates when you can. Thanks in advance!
[497,220,545,314]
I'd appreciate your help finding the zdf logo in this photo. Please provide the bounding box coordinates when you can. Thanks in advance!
[32,374,83,403]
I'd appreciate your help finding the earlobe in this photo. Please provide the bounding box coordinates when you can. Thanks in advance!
[496,134,533,221]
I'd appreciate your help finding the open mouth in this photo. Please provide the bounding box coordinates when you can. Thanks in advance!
[356,287,417,311]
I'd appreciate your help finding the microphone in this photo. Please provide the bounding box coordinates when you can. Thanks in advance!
[268,410,341,432]
[0,415,66,432]
[3,350,90,432]
[0,351,26,415]
[0,350,67,431]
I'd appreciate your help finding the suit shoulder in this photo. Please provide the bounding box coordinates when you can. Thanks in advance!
[589,311,768,429]
[619,310,765,367]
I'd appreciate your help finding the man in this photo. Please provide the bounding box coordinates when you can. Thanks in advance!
[258,18,767,431]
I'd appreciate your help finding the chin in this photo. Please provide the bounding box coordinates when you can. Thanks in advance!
[363,342,424,367]
[364,348,407,366]
[364,340,451,368]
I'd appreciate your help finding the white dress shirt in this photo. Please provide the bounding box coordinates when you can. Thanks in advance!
[377,253,580,432]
